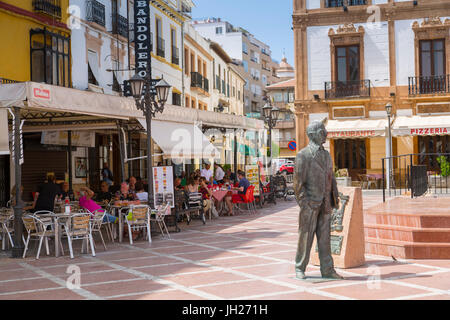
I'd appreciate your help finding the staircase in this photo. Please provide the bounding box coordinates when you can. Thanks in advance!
[364,197,450,259]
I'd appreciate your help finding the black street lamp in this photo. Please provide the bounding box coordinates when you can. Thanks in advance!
[262,102,280,176]
[385,102,393,190]
[129,73,171,207]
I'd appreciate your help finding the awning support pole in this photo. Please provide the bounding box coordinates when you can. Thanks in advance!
[68,130,73,192]
[117,121,126,183]
[11,107,24,258]
[128,129,132,178]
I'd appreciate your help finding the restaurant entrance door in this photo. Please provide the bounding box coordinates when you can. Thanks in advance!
[334,138,367,180]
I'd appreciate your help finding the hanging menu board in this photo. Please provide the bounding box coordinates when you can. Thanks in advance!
[153,166,174,209]
[245,165,260,196]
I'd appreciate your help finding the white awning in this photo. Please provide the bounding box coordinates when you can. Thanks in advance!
[139,119,220,160]
[0,109,9,155]
[393,115,450,136]
[0,82,143,120]
[326,119,387,139]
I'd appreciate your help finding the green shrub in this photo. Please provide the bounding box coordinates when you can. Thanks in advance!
[437,156,450,177]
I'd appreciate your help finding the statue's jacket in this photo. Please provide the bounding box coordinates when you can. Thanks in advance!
[294,143,339,212]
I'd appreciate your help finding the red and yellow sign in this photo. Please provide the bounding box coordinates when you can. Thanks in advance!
[327,130,377,138]
[410,128,449,135]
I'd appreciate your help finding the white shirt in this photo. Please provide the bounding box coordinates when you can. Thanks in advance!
[136,191,148,201]
[215,166,225,181]
[201,168,213,181]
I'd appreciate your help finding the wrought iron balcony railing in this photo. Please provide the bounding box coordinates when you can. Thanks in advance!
[326,0,366,7]
[86,0,105,27]
[191,72,209,93]
[33,0,61,19]
[324,80,371,99]
[112,14,128,38]
[408,75,450,95]
[0,78,20,84]
[172,46,179,65]
[157,37,165,58]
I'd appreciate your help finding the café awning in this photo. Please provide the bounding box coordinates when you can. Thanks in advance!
[139,119,220,160]
[326,119,388,139]
[393,115,450,136]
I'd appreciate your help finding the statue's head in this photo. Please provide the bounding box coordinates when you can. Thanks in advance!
[306,121,328,146]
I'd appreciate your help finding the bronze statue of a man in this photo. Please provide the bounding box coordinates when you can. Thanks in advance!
[293,120,343,280]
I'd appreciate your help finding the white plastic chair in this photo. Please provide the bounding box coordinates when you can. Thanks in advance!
[63,213,95,259]
[151,203,171,239]
[124,205,151,245]
[22,215,62,259]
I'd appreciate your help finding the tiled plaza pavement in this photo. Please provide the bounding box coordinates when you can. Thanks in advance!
[0,194,449,300]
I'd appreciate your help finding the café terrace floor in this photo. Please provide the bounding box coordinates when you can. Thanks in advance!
[0,193,449,300]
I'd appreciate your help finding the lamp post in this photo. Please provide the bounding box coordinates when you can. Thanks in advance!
[129,73,171,207]
[385,102,393,190]
[262,102,280,177]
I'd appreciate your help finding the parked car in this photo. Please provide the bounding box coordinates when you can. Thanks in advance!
[279,163,294,175]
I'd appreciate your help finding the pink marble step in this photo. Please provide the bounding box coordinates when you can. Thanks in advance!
[364,224,450,243]
[365,237,450,259]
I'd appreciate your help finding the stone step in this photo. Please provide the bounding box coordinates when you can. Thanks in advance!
[363,212,450,228]
[364,224,450,243]
[365,237,450,259]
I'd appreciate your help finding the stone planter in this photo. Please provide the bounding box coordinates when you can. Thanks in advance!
[428,175,450,188]
[336,177,352,187]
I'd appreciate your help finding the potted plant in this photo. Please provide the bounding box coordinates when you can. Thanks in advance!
[436,156,450,186]
[334,168,352,187]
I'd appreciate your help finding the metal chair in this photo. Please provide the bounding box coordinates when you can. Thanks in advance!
[22,215,62,259]
[186,192,206,225]
[125,205,151,245]
[0,211,14,250]
[89,209,107,251]
[62,213,95,259]
[150,203,171,239]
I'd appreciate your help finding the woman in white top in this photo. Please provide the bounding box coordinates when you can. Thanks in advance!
[135,181,148,202]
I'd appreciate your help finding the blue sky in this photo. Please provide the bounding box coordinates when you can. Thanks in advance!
[191,0,294,66]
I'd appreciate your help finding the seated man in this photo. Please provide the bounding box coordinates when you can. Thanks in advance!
[79,186,117,223]
[224,170,250,216]
[59,181,75,201]
[95,181,113,203]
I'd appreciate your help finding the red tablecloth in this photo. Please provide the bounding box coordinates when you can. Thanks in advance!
[212,189,237,201]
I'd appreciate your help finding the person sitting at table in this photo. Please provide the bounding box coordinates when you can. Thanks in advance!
[115,182,137,201]
[180,171,187,187]
[214,163,225,184]
[95,181,113,203]
[79,186,118,223]
[10,185,34,211]
[128,176,137,194]
[174,177,184,191]
[224,170,250,216]
[225,168,236,184]
[135,181,148,202]
[59,181,75,201]
[33,173,62,213]
[185,176,200,194]
[199,177,212,214]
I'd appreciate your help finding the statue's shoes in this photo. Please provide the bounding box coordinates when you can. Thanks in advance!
[321,271,344,280]
[295,270,306,279]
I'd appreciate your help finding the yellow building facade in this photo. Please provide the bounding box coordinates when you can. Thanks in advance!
[0,0,71,84]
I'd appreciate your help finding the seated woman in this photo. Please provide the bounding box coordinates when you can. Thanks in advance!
[199,177,212,214]
[79,186,118,223]
[114,182,137,201]
[185,176,200,194]
[59,182,75,201]
[135,181,148,202]
[95,181,113,204]
[174,177,184,191]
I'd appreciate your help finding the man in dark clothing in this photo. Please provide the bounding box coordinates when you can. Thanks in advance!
[59,181,75,201]
[33,174,62,213]
[224,170,250,216]
[101,162,114,186]
[95,181,113,203]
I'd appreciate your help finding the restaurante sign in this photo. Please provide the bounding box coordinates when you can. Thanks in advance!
[134,0,151,79]
[327,130,378,138]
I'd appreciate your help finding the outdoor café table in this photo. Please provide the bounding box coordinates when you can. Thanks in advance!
[111,201,140,243]
[38,212,73,258]
[211,188,238,215]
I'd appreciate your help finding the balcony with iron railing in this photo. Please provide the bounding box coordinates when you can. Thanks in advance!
[157,37,165,58]
[0,78,20,84]
[86,0,105,27]
[408,75,450,95]
[191,72,209,94]
[324,80,370,99]
[112,14,128,38]
[33,0,61,19]
[326,0,367,7]
[172,46,179,65]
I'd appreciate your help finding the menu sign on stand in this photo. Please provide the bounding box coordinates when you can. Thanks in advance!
[153,166,174,209]
[245,165,260,196]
